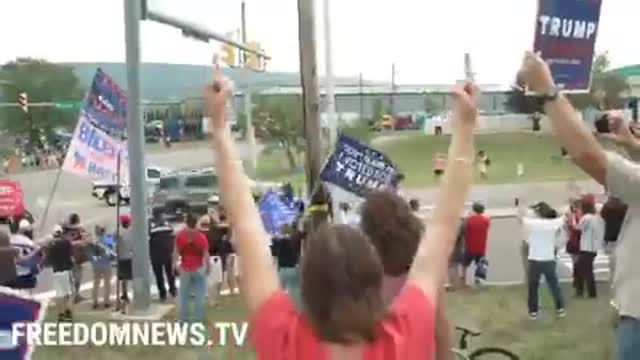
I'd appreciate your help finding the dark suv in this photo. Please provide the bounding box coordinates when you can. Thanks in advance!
[151,169,219,219]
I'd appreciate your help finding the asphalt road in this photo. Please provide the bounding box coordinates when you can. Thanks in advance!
[7,142,255,234]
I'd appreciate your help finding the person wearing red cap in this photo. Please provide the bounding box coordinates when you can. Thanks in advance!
[117,214,133,308]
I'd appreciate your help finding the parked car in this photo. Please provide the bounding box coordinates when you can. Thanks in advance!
[91,166,167,206]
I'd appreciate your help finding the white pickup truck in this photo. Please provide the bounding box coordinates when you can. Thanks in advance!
[91,166,168,206]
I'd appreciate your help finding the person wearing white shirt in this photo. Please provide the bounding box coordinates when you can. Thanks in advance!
[520,202,566,320]
[576,200,604,298]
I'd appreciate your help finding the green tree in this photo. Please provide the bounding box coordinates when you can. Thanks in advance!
[252,95,304,170]
[371,98,388,125]
[568,52,630,109]
[0,58,83,144]
[424,96,443,114]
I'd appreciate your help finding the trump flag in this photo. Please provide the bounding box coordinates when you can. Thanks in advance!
[533,0,603,92]
[0,287,46,360]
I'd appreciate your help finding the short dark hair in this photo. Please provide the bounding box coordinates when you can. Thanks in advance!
[301,224,384,343]
[581,200,596,215]
[360,191,423,276]
[532,202,559,219]
[185,213,199,228]
[69,213,80,225]
[472,202,485,214]
[409,199,420,212]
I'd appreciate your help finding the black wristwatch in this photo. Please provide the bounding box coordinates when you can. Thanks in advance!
[534,89,560,108]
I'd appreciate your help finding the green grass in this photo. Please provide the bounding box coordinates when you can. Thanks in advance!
[35,284,613,360]
[252,132,588,189]
[376,132,587,188]
[446,283,614,359]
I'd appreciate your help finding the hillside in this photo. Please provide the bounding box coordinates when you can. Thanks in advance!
[62,63,365,100]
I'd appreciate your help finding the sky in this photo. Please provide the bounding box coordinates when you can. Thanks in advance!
[1,0,638,85]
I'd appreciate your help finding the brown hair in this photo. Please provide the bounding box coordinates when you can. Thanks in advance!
[300,224,384,344]
[360,191,424,276]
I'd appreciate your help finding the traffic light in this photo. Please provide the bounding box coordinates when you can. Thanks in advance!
[244,42,260,70]
[221,44,236,67]
[17,92,28,113]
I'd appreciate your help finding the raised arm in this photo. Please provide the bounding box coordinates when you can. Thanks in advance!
[408,84,476,301]
[518,51,608,185]
[203,71,280,316]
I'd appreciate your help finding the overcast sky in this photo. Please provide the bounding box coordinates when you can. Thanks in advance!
[1,0,638,85]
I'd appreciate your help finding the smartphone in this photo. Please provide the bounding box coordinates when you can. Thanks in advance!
[595,114,610,133]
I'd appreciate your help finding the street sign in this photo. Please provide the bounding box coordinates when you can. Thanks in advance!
[54,102,82,110]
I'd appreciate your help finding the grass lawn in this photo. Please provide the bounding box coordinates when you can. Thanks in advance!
[34,284,614,360]
[252,132,588,189]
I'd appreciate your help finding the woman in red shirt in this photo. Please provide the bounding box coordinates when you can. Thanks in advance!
[175,213,210,322]
[204,69,478,359]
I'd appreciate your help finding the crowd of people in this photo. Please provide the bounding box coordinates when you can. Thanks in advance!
[1,51,639,358]
[200,52,640,359]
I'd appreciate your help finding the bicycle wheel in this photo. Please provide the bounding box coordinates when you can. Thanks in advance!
[451,348,470,360]
[469,347,519,360]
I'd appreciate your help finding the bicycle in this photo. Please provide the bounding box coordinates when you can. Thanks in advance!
[451,325,519,360]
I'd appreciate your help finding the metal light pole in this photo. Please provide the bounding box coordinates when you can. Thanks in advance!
[359,73,364,121]
[123,0,151,312]
[322,0,337,147]
[242,0,257,173]
[390,63,397,115]
[297,0,323,198]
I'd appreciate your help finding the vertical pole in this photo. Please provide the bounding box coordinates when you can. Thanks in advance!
[123,0,151,312]
[322,0,337,147]
[359,73,364,121]
[390,63,396,116]
[115,151,122,310]
[242,1,257,173]
[297,0,323,198]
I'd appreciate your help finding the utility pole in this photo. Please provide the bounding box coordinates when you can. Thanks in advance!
[390,63,396,115]
[123,0,151,312]
[359,73,364,121]
[297,0,323,198]
[322,0,337,148]
[241,1,257,173]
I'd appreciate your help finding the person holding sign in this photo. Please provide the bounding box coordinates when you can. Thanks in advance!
[204,58,479,358]
[518,51,640,360]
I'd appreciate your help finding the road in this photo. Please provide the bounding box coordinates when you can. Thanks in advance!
[7,142,256,233]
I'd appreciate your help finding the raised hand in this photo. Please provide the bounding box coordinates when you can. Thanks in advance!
[203,59,230,133]
[450,82,478,126]
[517,51,556,94]
[599,111,640,148]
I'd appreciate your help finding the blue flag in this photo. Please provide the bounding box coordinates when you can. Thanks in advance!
[320,135,397,198]
[259,191,298,236]
[84,68,128,139]
[0,288,45,360]
[534,0,603,92]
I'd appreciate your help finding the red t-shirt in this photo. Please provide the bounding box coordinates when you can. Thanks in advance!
[464,214,491,256]
[252,284,435,360]
[175,229,209,272]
